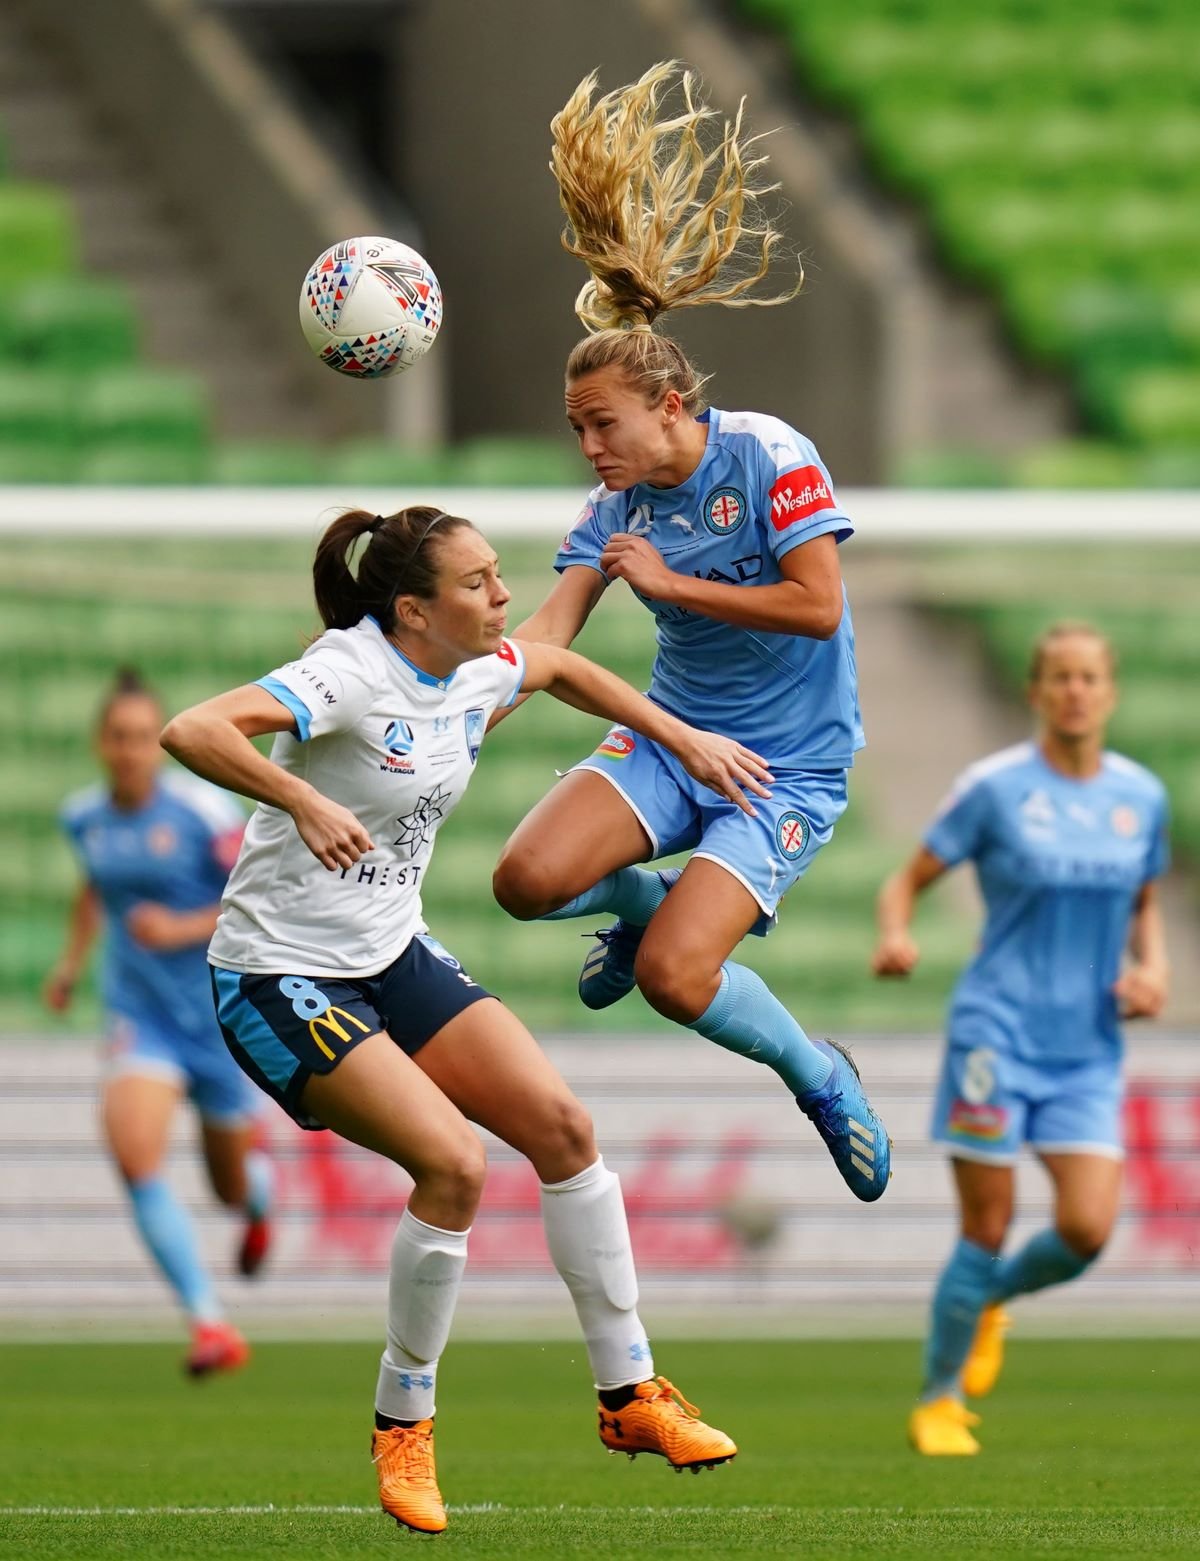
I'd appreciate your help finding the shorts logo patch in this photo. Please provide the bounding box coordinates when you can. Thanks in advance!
[948,1100,1010,1141]
[597,731,635,760]
[703,486,747,536]
[776,811,810,858]
[961,1047,996,1105]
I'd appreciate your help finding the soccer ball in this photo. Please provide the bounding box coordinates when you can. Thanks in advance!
[298,236,442,377]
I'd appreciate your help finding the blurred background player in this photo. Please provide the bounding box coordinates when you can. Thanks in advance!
[162,506,759,1533]
[873,623,1170,1455]
[45,668,273,1377]
[492,61,890,1202]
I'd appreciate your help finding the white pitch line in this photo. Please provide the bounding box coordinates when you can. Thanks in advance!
[0,1503,1186,1518]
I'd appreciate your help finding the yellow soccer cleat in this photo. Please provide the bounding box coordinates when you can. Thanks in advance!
[371,1420,447,1534]
[597,1377,738,1472]
[962,1304,1011,1399]
[908,1396,982,1456]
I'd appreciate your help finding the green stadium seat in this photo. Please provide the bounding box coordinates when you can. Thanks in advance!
[328,440,453,485]
[893,448,1010,488]
[77,445,211,483]
[0,368,77,479]
[0,184,77,291]
[0,277,139,371]
[1014,442,1138,489]
[78,367,210,458]
[212,441,326,484]
[453,436,584,487]
[1114,368,1200,446]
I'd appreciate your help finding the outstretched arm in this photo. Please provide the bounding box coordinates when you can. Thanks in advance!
[514,639,773,817]
[872,846,950,977]
[161,686,375,872]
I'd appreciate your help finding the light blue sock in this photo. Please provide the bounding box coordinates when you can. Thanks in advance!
[244,1149,274,1221]
[922,1237,1001,1400]
[128,1176,221,1322]
[685,963,834,1094]
[991,1229,1093,1301]
[539,866,669,926]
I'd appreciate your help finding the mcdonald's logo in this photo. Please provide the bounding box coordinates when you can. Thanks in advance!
[308,1005,372,1060]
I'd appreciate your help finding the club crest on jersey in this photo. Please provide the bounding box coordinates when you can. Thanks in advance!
[776,811,810,859]
[147,824,176,857]
[596,731,635,760]
[703,486,747,536]
[1110,804,1139,838]
[464,707,485,765]
[382,718,416,775]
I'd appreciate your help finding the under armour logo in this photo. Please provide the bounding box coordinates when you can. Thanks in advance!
[396,1372,435,1391]
[599,1412,624,1438]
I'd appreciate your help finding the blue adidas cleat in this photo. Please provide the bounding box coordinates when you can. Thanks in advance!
[795,1038,892,1202]
[578,869,681,1011]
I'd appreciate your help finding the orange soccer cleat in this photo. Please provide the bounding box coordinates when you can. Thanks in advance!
[908,1395,981,1456]
[962,1304,1011,1399]
[184,1319,250,1379]
[371,1421,447,1534]
[597,1377,738,1472]
[237,1214,272,1279]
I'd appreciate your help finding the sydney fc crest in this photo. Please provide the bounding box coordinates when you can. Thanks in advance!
[464,707,485,765]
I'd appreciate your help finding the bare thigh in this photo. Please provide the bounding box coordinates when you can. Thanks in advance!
[102,1073,182,1183]
[300,1031,486,1231]
[492,770,652,918]
[1039,1151,1123,1255]
[416,997,596,1183]
[635,857,764,1023]
[951,1156,1016,1252]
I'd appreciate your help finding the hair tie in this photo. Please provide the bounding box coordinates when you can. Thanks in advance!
[367,515,384,534]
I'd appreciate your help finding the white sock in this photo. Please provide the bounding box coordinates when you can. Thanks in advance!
[539,1156,654,1390]
[374,1206,469,1423]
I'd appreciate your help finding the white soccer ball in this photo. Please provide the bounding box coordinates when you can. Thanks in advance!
[298,236,442,377]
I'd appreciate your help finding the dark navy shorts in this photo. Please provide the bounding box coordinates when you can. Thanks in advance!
[209,933,492,1130]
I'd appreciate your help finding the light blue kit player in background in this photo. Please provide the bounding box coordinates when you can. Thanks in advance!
[874,623,1171,1455]
[492,60,890,1202]
[46,669,274,1377]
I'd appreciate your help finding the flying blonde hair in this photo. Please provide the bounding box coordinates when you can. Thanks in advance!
[551,60,800,333]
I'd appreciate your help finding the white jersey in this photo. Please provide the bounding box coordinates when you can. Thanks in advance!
[208,615,525,978]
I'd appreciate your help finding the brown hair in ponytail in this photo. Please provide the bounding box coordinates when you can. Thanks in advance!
[97,666,161,730]
[312,506,475,632]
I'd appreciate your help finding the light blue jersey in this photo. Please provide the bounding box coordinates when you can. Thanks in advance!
[555,408,864,770]
[61,772,245,1040]
[926,742,1170,1069]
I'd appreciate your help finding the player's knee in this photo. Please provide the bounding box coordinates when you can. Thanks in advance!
[1055,1213,1111,1260]
[418,1134,487,1224]
[537,1092,597,1179]
[961,1208,1011,1253]
[634,945,708,1025]
[491,846,561,921]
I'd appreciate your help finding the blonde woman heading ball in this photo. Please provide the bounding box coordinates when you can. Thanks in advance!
[494,62,891,1200]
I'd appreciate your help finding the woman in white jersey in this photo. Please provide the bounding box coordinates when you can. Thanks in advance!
[161,504,768,1535]
[492,62,891,1202]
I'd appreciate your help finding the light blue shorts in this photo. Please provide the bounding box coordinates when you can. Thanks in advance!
[931,1040,1124,1165]
[574,726,848,917]
[105,1007,260,1126]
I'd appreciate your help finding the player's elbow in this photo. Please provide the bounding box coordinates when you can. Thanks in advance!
[807,594,843,640]
[159,710,198,759]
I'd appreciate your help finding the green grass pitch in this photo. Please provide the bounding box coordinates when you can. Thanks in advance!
[2,1339,1197,1558]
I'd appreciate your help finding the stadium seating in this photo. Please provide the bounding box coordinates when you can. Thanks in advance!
[737,0,1200,478]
